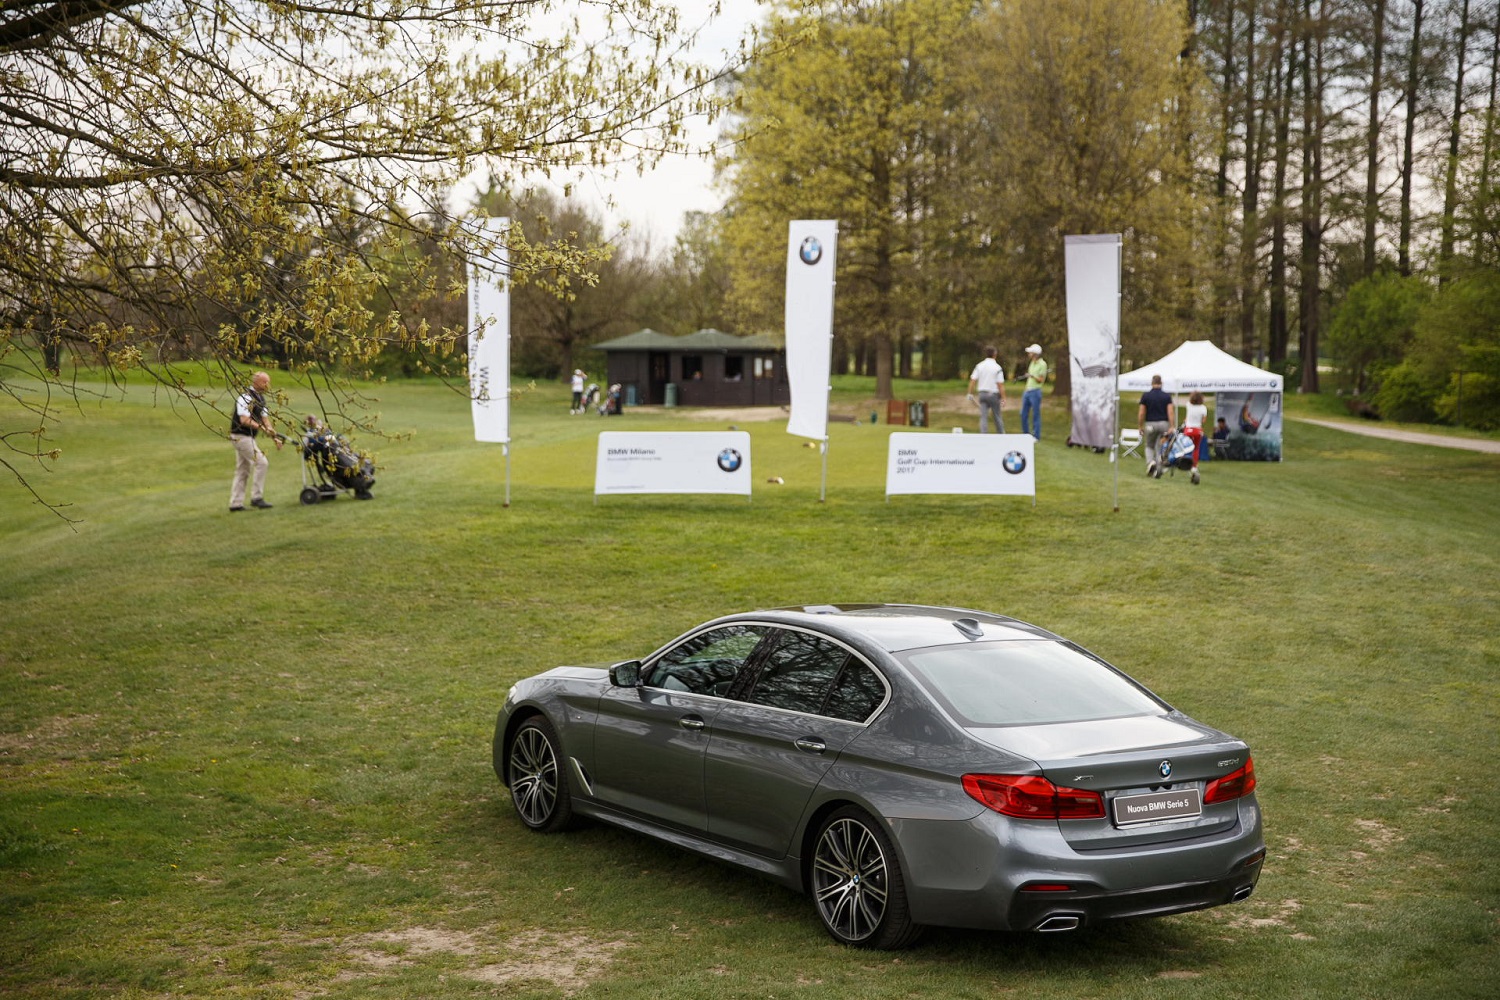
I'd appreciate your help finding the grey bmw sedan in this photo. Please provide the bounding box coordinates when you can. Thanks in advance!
[493,604,1264,948]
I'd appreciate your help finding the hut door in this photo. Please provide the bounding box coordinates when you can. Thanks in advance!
[648,352,670,405]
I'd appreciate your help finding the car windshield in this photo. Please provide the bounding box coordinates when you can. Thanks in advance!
[899,640,1166,726]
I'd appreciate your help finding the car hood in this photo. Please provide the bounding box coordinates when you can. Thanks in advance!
[964,713,1216,762]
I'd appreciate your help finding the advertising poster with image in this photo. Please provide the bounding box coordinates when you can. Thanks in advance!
[595,432,753,495]
[1063,233,1122,450]
[1215,392,1282,461]
[885,433,1036,497]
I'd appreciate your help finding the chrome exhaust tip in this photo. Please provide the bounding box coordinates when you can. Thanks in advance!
[1035,914,1082,932]
[1231,885,1254,902]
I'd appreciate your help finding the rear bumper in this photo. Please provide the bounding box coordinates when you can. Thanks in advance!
[1007,849,1265,931]
[891,795,1265,931]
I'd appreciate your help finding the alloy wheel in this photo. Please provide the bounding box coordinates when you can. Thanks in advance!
[509,723,560,828]
[812,816,891,944]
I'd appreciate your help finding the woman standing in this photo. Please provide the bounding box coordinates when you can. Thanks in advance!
[1182,391,1208,485]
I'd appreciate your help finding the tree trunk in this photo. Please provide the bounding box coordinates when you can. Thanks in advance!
[1476,8,1500,263]
[1269,0,1294,365]
[1362,0,1387,277]
[1440,0,1473,281]
[1238,1,1263,362]
[1398,0,1425,276]
[1299,0,1326,394]
[1480,16,1499,199]
[1216,0,1240,346]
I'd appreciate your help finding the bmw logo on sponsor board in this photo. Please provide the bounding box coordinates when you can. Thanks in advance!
[1002,450,1027,475]
[799,236,823,266]
[717,448,743,473]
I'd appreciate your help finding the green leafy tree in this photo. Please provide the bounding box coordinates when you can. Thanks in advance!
[717,0,977,399]
[964,0,1208,395]
[1413,270,1500,427]
[0,0,739,512]
[477,186,661,379]
[644,211,738,335]
[1326,271,1432,394]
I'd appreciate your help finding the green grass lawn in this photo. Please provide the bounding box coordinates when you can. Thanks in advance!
[2,376,1497,999]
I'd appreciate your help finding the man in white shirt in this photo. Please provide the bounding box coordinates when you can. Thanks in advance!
[570,369,585,414]
[967,347,1006,433]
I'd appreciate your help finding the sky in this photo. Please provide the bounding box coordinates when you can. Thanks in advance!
[550,0,768,251]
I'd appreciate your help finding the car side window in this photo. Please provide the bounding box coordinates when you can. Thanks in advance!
[644,625,769,697]
[823,659,886,723]
[745,630,850,715]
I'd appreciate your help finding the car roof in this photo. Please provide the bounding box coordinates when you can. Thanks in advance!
[714,604,1061,653]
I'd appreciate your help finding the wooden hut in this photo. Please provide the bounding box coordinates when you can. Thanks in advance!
[591,329,790,408]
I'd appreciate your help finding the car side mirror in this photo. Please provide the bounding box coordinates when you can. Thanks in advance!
[609,660,642,687]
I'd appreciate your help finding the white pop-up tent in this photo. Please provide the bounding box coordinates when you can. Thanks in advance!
[1117,340,1282,394]
[1118,339,1284,462]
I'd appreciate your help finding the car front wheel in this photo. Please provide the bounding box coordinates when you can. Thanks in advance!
[507,716,575,833]
[810,806,921,949]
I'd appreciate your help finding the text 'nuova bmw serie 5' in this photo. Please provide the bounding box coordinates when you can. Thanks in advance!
[492,604,1265,949]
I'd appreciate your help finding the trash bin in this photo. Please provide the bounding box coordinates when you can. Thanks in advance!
[886,400,907,426]
[626,384,638,407]
[908,400,928,427]
[664,382,678,407]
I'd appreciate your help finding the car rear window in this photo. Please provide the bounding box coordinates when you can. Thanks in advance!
[899,640,1166,726]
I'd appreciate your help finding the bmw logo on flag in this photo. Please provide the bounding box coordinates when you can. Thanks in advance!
[717,448,743,473]
[799,236,823,266]
[1002,450,1027,475]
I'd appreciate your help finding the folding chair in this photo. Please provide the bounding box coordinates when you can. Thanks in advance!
[1118,427,1143,459]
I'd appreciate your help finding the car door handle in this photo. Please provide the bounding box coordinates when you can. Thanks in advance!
[679,716,706,731]
[794,738,826,754]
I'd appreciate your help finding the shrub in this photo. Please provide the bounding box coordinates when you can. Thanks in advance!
[1435,371,1500,430]
[1371,360,1439,423]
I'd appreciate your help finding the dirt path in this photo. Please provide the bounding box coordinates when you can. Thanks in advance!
[1295,418,1500,454]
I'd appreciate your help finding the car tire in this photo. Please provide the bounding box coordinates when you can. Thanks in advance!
[810,806,921,949]
[507,716,575,833]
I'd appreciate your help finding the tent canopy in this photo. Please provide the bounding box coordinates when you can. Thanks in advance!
[1117,340,1283,394]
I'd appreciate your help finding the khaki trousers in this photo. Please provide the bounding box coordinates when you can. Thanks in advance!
[229,434,268,507]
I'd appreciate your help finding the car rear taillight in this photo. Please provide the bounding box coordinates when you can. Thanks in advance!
[962,774,1105,820]
[1204,756,1257,804]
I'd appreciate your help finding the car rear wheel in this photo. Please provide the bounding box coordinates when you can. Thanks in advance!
[811,806,921,949]
[507,716,575,832]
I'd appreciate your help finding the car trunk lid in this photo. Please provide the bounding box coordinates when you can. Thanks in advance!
[968,714,1251,849]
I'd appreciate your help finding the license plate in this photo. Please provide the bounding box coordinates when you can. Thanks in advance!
[1112,787,1203,826]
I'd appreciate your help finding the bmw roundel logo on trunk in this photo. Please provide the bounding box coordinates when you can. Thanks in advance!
[1159,760,1173,779]
[799,236,823,266]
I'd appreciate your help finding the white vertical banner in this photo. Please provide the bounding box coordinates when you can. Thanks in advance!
[785,220,838,441]
[1064,234,1122,451]
[468,216,510,444]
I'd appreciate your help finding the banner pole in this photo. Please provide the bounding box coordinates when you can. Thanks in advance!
[1111,237,1123,513]
[504,442,511,508]
[820,437,828,503]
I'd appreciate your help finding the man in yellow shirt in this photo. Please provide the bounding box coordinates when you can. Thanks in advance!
[1020,344,1048,440]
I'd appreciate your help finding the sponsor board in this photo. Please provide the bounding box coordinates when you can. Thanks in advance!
[596,432,753,496]
[885,432,1036,497]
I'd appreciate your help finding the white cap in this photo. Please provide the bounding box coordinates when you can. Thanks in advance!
[1026,344,1042,355]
